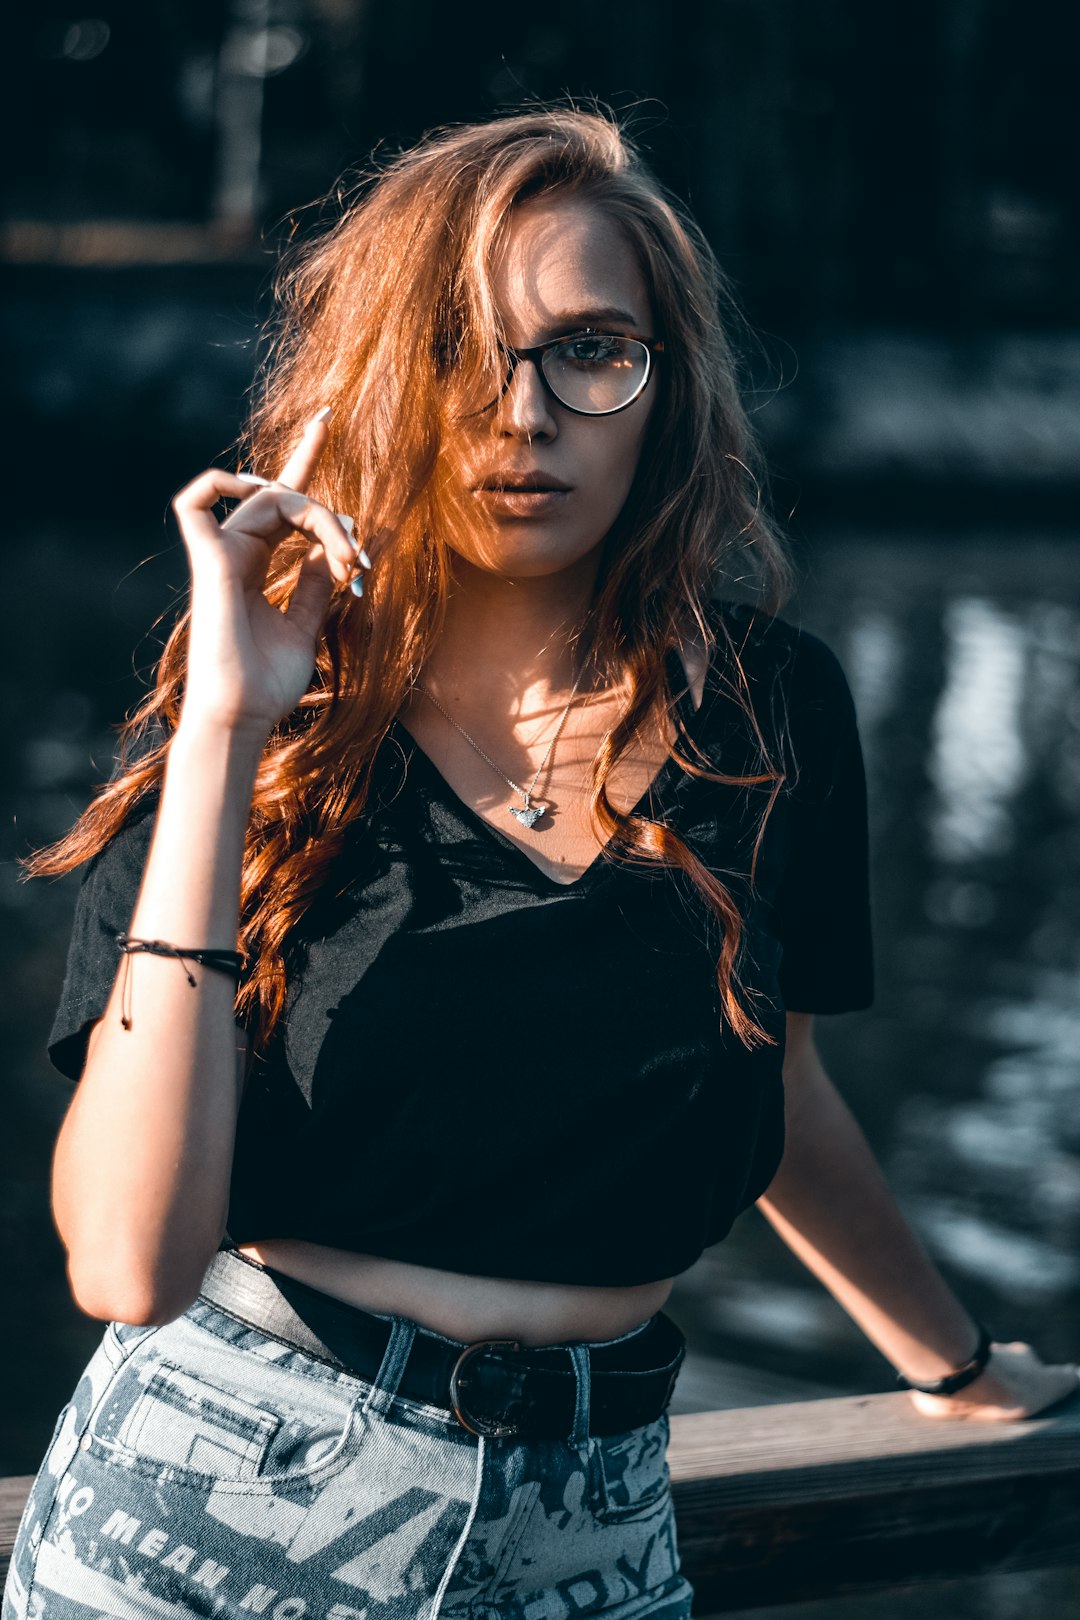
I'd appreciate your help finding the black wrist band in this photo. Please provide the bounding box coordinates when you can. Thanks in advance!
[894,1321,993,1396]
[115,934,245,1032]
[116,934,245,980]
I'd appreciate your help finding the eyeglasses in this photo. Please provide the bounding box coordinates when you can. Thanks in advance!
[481,331,665,417]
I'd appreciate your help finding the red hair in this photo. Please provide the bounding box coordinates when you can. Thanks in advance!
[25,106,795,1052]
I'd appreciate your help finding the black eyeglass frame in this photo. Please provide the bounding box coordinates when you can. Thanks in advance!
[487,332,666,417]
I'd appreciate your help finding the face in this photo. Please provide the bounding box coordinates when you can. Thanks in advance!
[438,194,659,581]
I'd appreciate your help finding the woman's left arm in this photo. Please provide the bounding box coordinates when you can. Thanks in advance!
[755,1011,1080,1422]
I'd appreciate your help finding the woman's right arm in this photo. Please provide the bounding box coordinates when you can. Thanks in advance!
[54,722,263,1325]
[52,413,362,1325]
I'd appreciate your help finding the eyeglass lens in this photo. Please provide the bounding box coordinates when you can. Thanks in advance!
[540,335,650,413]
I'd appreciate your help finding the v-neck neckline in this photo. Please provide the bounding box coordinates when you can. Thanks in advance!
[386,648,701,892]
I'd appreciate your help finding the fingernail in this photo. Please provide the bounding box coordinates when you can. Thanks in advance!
[349,573,365,598]
[236,472,272,486]
[337,516,372,569]
[313,406,334,425]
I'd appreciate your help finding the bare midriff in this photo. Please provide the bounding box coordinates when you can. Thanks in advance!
[235,1241,675,1347]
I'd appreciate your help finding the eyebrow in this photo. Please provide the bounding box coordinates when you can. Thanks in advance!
[530,307,643,340]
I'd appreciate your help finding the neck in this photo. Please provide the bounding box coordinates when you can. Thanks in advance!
[418,554,604,719]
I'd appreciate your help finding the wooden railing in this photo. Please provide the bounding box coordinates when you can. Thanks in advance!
[667,1391,1080,1611]
[3,1391,1078,1612]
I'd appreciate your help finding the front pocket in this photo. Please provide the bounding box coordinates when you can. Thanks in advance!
[91,1359,280,1486]
[592,1412,673,1525]
[85,1347,366,1495]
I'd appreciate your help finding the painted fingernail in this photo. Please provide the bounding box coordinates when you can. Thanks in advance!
[313,406,334,425]
[236,472,272,486]
[349,573,365,598]
[337,517,372,569]
[337,514,360,553]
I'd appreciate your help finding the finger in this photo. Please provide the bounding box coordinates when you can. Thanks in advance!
[1023,1367,1080,1418]
[275,489,357,579]
[276,407,334,493]
[282,542,337,642]
[337,514,372,570]
[216,485,356,582]
[1044,1363,1080,1405]
[173,469,277,547]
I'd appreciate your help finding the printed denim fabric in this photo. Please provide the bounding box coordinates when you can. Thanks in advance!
[2,1296,694,1620]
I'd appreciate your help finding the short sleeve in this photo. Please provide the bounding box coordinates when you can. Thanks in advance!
[773,630,875,1013]
[47,799,158,1080]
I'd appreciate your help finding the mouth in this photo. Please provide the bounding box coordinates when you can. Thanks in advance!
[471,471,572,493]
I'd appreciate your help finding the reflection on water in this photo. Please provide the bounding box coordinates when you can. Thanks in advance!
[928,597,1027,862]
[895,966,1080,1297]
[878,590,1078,1295]
[895,596,1079,1301]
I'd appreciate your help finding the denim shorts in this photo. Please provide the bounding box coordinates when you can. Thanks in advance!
[3,1270,694,1620]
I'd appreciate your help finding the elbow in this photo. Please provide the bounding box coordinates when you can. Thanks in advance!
[53,1182,225,1327]
[65,1250,208,1327]
[68,1271,202,1327]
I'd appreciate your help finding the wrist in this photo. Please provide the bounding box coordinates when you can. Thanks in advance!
[169,715,269,775]
[895,1321,994,1396]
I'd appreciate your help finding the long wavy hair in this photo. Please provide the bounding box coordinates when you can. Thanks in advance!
[26,105,797,1052]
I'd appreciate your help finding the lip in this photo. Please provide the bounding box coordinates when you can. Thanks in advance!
[472,487,570,517]
[470,470,573,493]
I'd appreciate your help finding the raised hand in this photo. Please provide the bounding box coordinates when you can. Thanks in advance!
[171,409,366,740]
[907,1340,1079,1422]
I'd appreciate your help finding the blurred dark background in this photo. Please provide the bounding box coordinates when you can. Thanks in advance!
[3,5,1079,1617]
[6,0,1080,508]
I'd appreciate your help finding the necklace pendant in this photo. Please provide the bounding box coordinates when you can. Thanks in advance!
[508,795,545,829]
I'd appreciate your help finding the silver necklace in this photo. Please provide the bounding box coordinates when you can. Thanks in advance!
[414,670,587,829]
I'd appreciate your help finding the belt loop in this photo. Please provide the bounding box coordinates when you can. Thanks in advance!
[566,1344,591,1448]
[361,1316,418,1417]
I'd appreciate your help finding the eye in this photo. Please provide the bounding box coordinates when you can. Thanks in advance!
[555,332,626,368]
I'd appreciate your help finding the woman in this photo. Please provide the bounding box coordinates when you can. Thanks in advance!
[5,107,1076,1620]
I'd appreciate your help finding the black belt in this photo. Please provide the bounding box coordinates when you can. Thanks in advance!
[197,1249,686,1442]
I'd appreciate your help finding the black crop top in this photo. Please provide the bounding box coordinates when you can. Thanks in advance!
[47,601,874,1287]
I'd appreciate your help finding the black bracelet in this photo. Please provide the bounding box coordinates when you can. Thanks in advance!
[116,935,244,978]
[115,934,245,1031]
[894,1321,993,1396]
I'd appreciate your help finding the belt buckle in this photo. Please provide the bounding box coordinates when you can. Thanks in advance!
[449,1338,523,1438]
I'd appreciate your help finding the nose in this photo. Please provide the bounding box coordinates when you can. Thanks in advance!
[493,353,558,443]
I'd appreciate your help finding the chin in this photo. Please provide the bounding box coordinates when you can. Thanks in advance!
[451,531,605,580]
